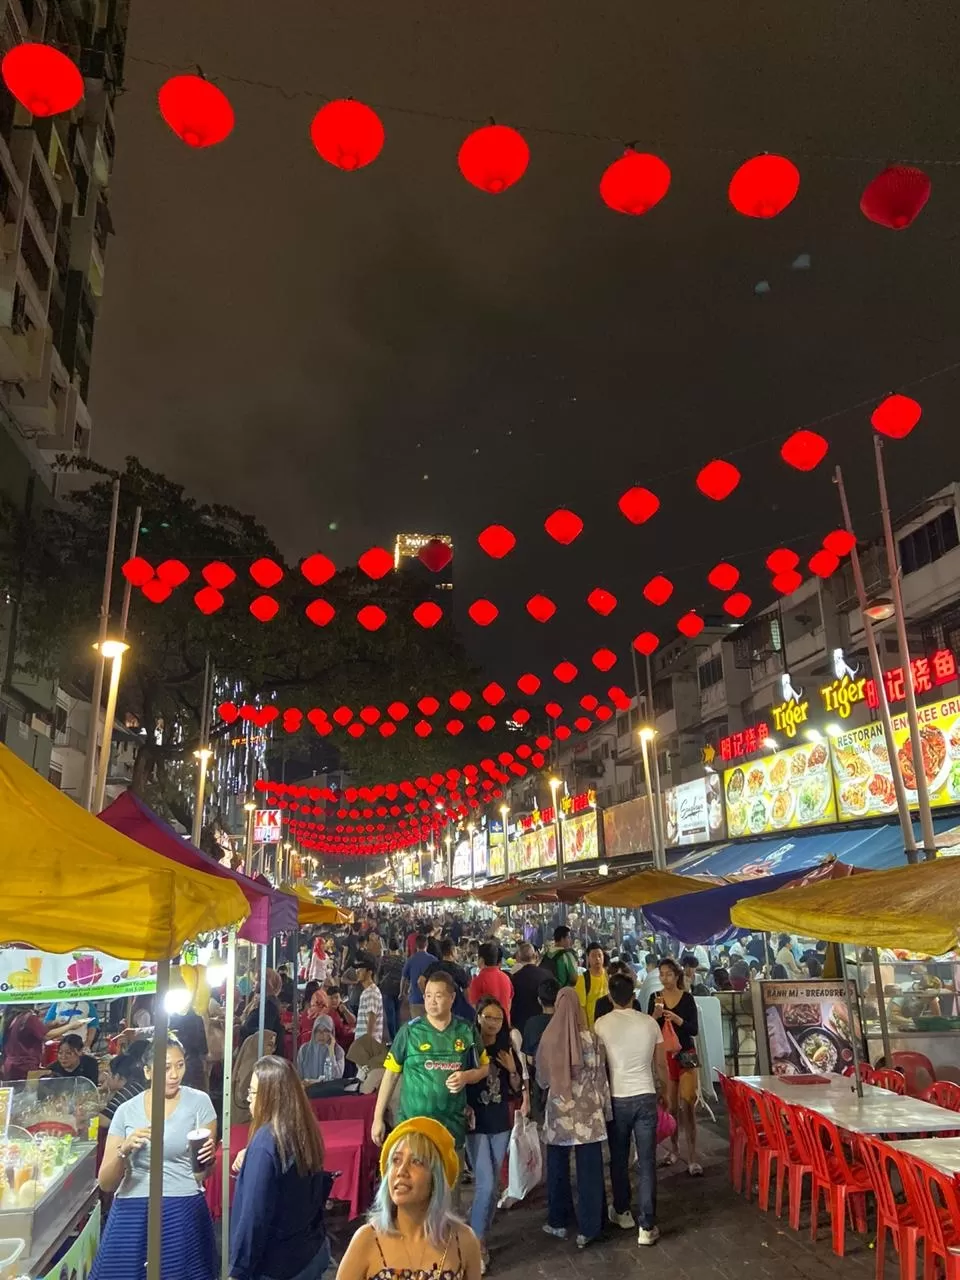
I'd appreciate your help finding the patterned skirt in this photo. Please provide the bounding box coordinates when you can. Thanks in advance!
[90,1193,217,1280]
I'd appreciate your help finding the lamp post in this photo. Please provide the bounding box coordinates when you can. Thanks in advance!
[445,832,453,884]
[500,804,510,878]
[81,478,121,812]
[92,639,129,813]
[243,801,256,875]
[638,727,665,870]
[191,748,213,847]
[548,777,564,880]
[467,823,476,889]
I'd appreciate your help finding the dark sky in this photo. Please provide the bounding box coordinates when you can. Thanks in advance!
[89,0,960,682]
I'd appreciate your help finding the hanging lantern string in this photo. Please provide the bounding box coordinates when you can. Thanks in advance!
[120,52,960,168]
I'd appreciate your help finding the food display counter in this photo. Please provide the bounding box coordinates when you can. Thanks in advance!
[854,949,960,1074]
[0,1078,99,1276]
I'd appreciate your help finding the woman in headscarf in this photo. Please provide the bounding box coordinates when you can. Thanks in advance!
[308,936,328,984]
[298,982,329,1047]
[232,1030,277,1126]
[536,987,611,1250]
[296,1015,345,1085]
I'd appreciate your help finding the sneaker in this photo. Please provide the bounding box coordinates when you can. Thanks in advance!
[575,1234,596,1249]
[608,1206,635,1230]
[542,1225,567,1240]
[637,1226,661,1247]
[480,1248,490,1275]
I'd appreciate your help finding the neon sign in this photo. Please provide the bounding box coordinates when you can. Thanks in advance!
[865,649,957,709]
[717,721,771,762]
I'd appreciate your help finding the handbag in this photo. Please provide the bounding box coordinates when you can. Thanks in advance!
[676,1047,700,1070]
[661,1019,681,1055]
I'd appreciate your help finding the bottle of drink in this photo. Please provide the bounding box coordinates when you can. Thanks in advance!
[322,1056,334,1083]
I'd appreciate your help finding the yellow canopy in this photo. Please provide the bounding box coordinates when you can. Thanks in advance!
[284,884,351,925]
[585,867,717,908]
[0,744,249,958]
[730,857,960,954]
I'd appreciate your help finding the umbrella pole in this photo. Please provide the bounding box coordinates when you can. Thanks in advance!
[220,929,237,1280]
[257,944,268,1058]
[839,947,864,1098]
[290,925,300,1048]
[146,958,171,1280]
[872,948,893,1068]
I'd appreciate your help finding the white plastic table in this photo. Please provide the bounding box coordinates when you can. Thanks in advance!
[735,1074,887,1102]
[888,1138,960,1176]
[735,1075,960,1133]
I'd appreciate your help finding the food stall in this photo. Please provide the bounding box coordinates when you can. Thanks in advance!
[0,745,248,1280]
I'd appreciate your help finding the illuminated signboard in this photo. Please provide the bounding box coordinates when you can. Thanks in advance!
[717,721,771,763]
[602,794,655,859]
[253,809,281,842]
[472,830,488,879]
[488,830,505,878]
[562,810,599,864]
[560,789,597,816]
[663,777,726,847]
[724,740,836,838]
[452,840,471,881]
[819,674,868,719]
[864,649,957,709]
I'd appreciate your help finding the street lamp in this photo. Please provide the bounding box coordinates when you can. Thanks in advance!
[500,804,510,878]
[92,639,129,814]
[243,801,256,875]
[191,746,213,846]
[637,728,664,870]
[467,822,476,889]
[548,777,564,880]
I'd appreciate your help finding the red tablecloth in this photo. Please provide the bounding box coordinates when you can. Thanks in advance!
[206,1118,366,1221]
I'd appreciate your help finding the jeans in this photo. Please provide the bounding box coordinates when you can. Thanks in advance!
[263,1237,331,1280]
[545,1141,605,1241]
[608,1093,658,1229]
[465,1130,510,1242]
[382,993,399,1040]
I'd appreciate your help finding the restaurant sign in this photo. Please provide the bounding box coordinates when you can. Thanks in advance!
[724,739,835,838]
[562,810,600,864]
[663,776,725,847]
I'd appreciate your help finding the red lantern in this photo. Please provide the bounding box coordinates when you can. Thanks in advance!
[517,673,541,695]
[482,683,506,705]
[633,632,659,656]
[544,508,583,544]
[545,701,563,718]
[122,557,154,587]
[707,562,740,592]
[358,547,393,579]
[249,557,284,588]
[526,594,556,623]
[477,714,496,732]
[592,648,617,672]
[555,725,572,741]
[643,575,674,606]
[333,706,353,726]
[618,486,660,525]
[446,719,464,736]
[158,75,234,148]
[600,150,670,215]
[309,99,384,170]
[414,720,432,738]
[477,525,516,558]
[766,548,799,573]
[677,611,704,638]
[417,696,440,716]
[347,723,365,739]
[156,559,190,588]
[780,429,828,472]
[380,722,397,738]
[696,459,741,501]
[535,735,552,751]
[512,709,531,726]
[202,561,236,590]
[447,691,470,712]
[218,702,239,724]
[387,701,409,721]
[468,599,499,626]
[419,538,453,572]
[809,549,839,578]
[574,716,593,733]
[723,592,752,619]
[136,576,165,603]
[871,394,921,439]
[458,124,529,194]
[587,588,617,616]
[728,154,800,218]
[412,601,443,628]
[553,661,578,684]
[301,553,336,585]
[360,706,381,725]
[823,529,856,557]
[194,586,224,615]
[860,166,931,231]
[357,604,387,631]
[305,598,335,626]
[1,44,83,116]
[249,595,279,622]
[772,569,803,595]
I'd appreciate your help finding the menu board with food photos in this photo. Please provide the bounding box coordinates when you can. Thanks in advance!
[562,810,599,864]
[488,830,506,878]
[760,980,864,1077]
[516,826,557,871]
[830,695,960,821]
[724,740,836,838]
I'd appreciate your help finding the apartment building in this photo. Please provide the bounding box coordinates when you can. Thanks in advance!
[0,0,128,775]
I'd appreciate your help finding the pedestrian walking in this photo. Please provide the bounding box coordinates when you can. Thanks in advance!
[573,944,609,1030]
[356,952,385,1042]
[650,957,702,1175]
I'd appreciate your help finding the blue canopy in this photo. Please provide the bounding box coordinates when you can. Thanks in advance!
[644,866,808,944]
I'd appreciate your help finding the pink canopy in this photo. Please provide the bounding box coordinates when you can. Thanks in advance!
[98,791,297,943]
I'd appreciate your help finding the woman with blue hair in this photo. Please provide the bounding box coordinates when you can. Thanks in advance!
[335,1117,482,1280]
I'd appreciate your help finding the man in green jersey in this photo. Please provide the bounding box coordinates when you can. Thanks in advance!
[373,970,488,1149]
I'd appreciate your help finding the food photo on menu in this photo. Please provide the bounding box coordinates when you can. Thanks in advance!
[762,981,862,1077]
[724,740,834,839]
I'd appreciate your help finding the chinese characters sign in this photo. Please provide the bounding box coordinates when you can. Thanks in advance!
[864,649,957,709]
[718,721,771,762]
[253,809,282,842]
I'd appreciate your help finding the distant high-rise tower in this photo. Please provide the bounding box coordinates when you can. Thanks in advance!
[394,532,454,590]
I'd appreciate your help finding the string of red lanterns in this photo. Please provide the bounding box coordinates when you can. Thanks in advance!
[0,48,935,231]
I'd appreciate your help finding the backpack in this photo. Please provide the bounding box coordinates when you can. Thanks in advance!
[541,947,575,986]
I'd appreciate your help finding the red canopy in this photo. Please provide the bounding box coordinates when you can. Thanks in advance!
[412,885,469,901]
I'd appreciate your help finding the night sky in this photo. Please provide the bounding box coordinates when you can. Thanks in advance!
[89,0,960,683]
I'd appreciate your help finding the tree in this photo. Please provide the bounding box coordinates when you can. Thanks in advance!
[0,457,525,816]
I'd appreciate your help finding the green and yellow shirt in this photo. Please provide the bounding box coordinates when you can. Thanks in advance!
[384,1015,487,1147]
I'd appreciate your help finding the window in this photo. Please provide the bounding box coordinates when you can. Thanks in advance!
[698,654,723,692]
[48,766,62,789]
[616,712,629,738]
[653,681,673,716]
[899,511,960,575]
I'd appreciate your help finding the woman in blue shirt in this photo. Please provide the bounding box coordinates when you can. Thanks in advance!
[230,1055,332,1280]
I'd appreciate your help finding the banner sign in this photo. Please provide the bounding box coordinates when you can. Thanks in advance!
[724,739,836,838]
[452,840,471,881]
[602,794,654,860]
[41,1201,101,1280]
[0,949,158,1005]
[663,777,726,847]
[760,980,862,1077]
[472,830,488,879]
[488,830,505,878]
[254,808,282,842]
[562,811,599,864]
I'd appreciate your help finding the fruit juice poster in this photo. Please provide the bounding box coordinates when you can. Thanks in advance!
[0,949,158,1004]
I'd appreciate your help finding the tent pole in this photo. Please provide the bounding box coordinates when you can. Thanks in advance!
[146,957,171,1280]
[220,929,237,1280]
[257,943,268,1058]
[872,948,893,1068]
[839,946,864,1098]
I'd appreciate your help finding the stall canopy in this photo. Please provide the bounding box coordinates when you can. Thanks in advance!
[585,867,716,908]
[413,885,469,901]
[99,791,297,943]
[0,744,248,957]
[283,884,351,925]
[673,816,960,880]
[731,856,960,954]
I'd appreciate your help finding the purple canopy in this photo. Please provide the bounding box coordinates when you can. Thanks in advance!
[98,791,297,944]
[643,866,807,944]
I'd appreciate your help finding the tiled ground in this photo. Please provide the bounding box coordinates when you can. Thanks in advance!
[326,1120,877,1280]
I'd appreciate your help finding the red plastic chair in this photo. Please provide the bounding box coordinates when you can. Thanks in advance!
[845,1061,881,1085]
[768,1096,814,1230]
[717,1073,748,1192]
[875,1067,907,1094]
[747,1089,786,1212]
[920,1081,960,1111]
[857,1135,924,1280]
[904,1154,960,1280]
[891,1052,936,1097]
[793,1106,871,1256]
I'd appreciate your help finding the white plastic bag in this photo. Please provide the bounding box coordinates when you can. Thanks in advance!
[501,1112,542,1206]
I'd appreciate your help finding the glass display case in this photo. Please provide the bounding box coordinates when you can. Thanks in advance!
[0,1077,99,1272]
[853,948,960,1073]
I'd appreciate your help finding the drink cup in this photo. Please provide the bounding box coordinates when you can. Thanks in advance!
[26,957,42,984]
[187,1128,212,1173]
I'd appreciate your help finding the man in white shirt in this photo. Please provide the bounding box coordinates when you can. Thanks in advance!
[595,972,668,1247]
[637,952,663,1013]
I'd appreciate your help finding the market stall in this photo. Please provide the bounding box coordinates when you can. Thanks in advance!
[0,745,248,1280]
